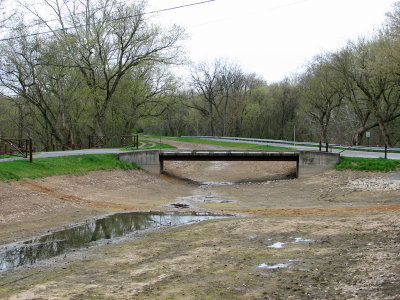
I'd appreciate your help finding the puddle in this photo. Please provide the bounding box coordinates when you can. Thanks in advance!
[0,212,230,272]
[201,182,234,186]
[268,242,286,249]
[175,189,234,204]
[258,263,289,269]
[267,237,314,249]
[170,203,190,209]
[293,237,314,243]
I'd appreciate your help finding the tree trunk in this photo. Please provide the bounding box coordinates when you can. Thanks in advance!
[376,116,392,146]
[371,101,392,147]
[352,130,364,146]
[209,102,214,136]
[94,116,105,136]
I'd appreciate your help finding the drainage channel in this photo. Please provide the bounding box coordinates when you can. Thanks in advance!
[0,212,231,272]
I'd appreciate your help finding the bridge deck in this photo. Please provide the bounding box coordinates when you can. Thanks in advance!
[159,150,299,162]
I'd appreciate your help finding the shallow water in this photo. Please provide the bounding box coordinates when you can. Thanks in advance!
[0,212,229,272]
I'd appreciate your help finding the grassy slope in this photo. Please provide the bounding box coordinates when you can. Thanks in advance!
[0,154,139,181]
[335,156,400,172]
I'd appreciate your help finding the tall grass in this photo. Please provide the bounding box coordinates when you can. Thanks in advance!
[335,157,400,172]
[0,154,139,181]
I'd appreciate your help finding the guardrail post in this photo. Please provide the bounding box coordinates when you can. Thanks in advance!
[385,144,387,159]
[25,139,28,157]
[29,138,33,163]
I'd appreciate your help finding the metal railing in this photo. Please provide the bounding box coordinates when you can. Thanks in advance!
[0,138,33,162]
[120,135,139,149]
[182,136,399,159]
[0,134,141,163]
[88,135,107,149]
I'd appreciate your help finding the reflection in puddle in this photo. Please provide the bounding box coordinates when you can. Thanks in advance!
[293,237,314,243]
[268,242,285,249]
[0,212,230,272]
[258,263,289,269]
[170,203,190,209]
[267,237,314,249]
[201,182,234,186]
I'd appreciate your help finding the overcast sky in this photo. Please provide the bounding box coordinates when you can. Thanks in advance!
[147,0,397,83]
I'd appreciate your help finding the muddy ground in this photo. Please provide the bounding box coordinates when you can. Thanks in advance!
[0,140,399,299]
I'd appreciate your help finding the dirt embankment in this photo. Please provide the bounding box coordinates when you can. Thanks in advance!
[0,140,399,299]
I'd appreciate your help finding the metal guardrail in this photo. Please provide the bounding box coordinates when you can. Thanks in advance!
[181,136,400,158]
[182,136,400,151]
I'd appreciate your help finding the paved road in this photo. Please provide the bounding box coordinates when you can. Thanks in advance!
[0,148,124,163]
[205,137,400,160]
[1,137,400,163]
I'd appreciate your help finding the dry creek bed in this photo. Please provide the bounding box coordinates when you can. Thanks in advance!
[0,141,399,299]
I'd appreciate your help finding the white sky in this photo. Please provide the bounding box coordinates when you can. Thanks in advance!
[147,0,397,83]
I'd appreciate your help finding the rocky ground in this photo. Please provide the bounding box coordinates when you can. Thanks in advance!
[0,140,399,299]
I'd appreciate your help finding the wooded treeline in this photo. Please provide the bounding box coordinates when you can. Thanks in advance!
[1,0,400,147]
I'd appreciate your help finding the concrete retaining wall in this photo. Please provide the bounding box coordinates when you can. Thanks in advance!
[119,150,161,173]
[299,151,340,167]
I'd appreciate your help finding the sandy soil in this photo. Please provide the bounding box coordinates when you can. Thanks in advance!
[0,140,399,299]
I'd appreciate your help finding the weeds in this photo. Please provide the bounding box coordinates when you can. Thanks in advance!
[335,157,400,172]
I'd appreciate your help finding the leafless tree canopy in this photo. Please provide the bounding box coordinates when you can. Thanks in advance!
[1,1,400,147]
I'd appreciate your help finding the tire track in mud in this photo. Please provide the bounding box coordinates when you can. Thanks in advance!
[21,180,137,211]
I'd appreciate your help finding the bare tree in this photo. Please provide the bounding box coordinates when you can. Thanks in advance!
[269,78,299,140]
[189,60,222,136]
[299,55,344,143]
[344,39,400,146]
[21,0,185,135]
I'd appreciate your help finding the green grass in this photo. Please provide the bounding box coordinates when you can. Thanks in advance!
[0,154,139,181]
[335,157,400,172]
[121,139,176,151]
[140,136,289,150]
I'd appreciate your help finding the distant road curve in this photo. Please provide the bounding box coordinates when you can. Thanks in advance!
[182,136,400,160]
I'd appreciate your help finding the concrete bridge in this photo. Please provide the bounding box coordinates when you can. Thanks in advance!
[119,150,340,178]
